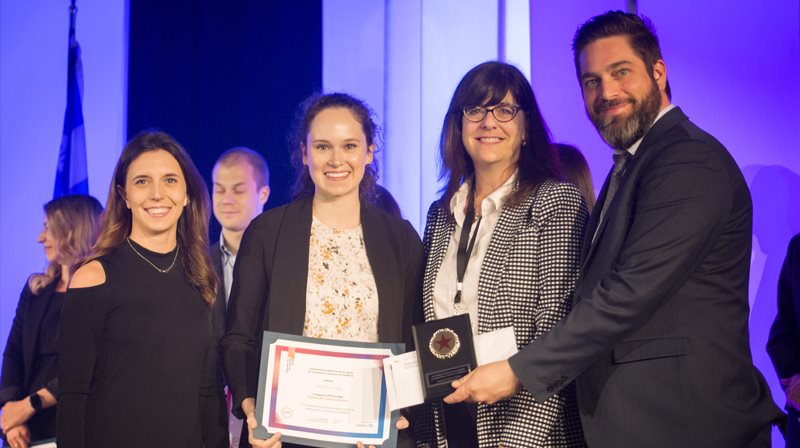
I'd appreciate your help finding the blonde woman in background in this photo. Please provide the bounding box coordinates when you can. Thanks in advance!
[0,195,102,448]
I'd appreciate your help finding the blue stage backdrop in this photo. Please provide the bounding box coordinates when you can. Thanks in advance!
[126,0,322,237]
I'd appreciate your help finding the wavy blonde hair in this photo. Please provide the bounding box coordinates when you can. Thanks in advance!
[29,195,103,294]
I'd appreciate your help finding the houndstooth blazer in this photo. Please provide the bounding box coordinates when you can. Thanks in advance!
[416,179,588,448]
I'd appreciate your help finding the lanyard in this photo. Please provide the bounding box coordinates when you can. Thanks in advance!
[454,187,482,308]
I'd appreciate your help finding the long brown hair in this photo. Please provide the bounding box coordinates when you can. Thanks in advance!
[90,130,217,304]
[289,92,380,202]
[438,61,559,209]
[555,143,596,212]
[29,195,103,294]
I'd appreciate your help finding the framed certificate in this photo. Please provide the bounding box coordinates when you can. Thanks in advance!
[254,331,405,447]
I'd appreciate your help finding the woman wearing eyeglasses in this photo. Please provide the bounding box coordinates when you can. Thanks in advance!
[415,61,588,447]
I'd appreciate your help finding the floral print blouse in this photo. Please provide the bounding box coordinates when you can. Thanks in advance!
[303,216,379,342]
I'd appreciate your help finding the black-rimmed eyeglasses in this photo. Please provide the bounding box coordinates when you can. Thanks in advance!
[462,104,522,123]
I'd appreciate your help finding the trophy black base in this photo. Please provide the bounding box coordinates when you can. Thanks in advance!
[412,314,477,400]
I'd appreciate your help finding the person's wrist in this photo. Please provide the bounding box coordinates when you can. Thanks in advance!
[242,397,255,415]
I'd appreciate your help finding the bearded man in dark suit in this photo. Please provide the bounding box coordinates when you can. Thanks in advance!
[444,11,782,448]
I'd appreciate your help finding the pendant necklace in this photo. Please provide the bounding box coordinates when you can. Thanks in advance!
[127,238,179,274]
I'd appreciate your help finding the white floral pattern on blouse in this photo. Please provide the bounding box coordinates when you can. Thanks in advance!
[303,216,379,342]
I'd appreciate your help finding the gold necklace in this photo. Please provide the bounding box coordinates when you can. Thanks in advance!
[127,238,179,274]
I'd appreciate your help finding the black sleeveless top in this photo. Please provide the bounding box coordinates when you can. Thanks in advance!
[57,240,213,448]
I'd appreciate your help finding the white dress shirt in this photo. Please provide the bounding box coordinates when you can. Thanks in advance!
[432,172,517,336]
[623,103,676,157]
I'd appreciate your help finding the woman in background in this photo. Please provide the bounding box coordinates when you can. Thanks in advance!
[222,93,422,448]
[0,195,102,448]
[555,143,596,213]
[58,131,225,448]
[418,61,587,447]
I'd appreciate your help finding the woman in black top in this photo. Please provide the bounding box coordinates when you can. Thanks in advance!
[0,195,101,448]
[221,93,423,448]
[58,131,225,448]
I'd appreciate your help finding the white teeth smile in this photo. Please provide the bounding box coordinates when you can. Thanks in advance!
[478,137,502,143]
[147,207,169,216]
[326,172,349,179]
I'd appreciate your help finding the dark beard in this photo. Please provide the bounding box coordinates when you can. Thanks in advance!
[589,80,661,150]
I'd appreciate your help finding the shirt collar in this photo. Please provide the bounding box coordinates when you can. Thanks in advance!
[219,232,234,262]
[450,171,518,226]
[625,103,675,156]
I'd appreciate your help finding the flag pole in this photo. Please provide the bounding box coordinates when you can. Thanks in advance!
[65,0,77,125]
[69,0,77,36]
[54,0,89,198]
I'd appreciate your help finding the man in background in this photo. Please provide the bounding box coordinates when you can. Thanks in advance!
[204,147,270,448]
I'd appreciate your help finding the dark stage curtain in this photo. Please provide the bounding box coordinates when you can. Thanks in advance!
[127,0,322,229]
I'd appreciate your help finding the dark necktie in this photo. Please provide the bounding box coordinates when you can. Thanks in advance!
[596,151,632,237]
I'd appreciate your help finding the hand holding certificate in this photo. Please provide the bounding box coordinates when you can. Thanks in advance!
[252,332,404,448]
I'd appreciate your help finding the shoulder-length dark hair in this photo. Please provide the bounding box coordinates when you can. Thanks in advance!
[555,143,596,212]
[29,195,103,294]
[289,92,380,202]
[89,130,217,305]
[438,61,559,209]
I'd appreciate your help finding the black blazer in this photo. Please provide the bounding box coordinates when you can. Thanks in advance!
[220,198,423,445]
[768,233,800,379]
[508,107,782,447]
[0,280,60,441]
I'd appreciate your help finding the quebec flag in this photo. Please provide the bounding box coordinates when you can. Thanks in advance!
[53,20,88,198]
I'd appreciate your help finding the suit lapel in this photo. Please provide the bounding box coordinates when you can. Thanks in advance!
[580,107,688,273]
[581,168,613,270]
[581,166,616,272]
[268,199,312,335]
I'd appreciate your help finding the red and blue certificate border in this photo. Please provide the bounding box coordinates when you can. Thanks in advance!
[255,331,404,448]
[268,345,388,437]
